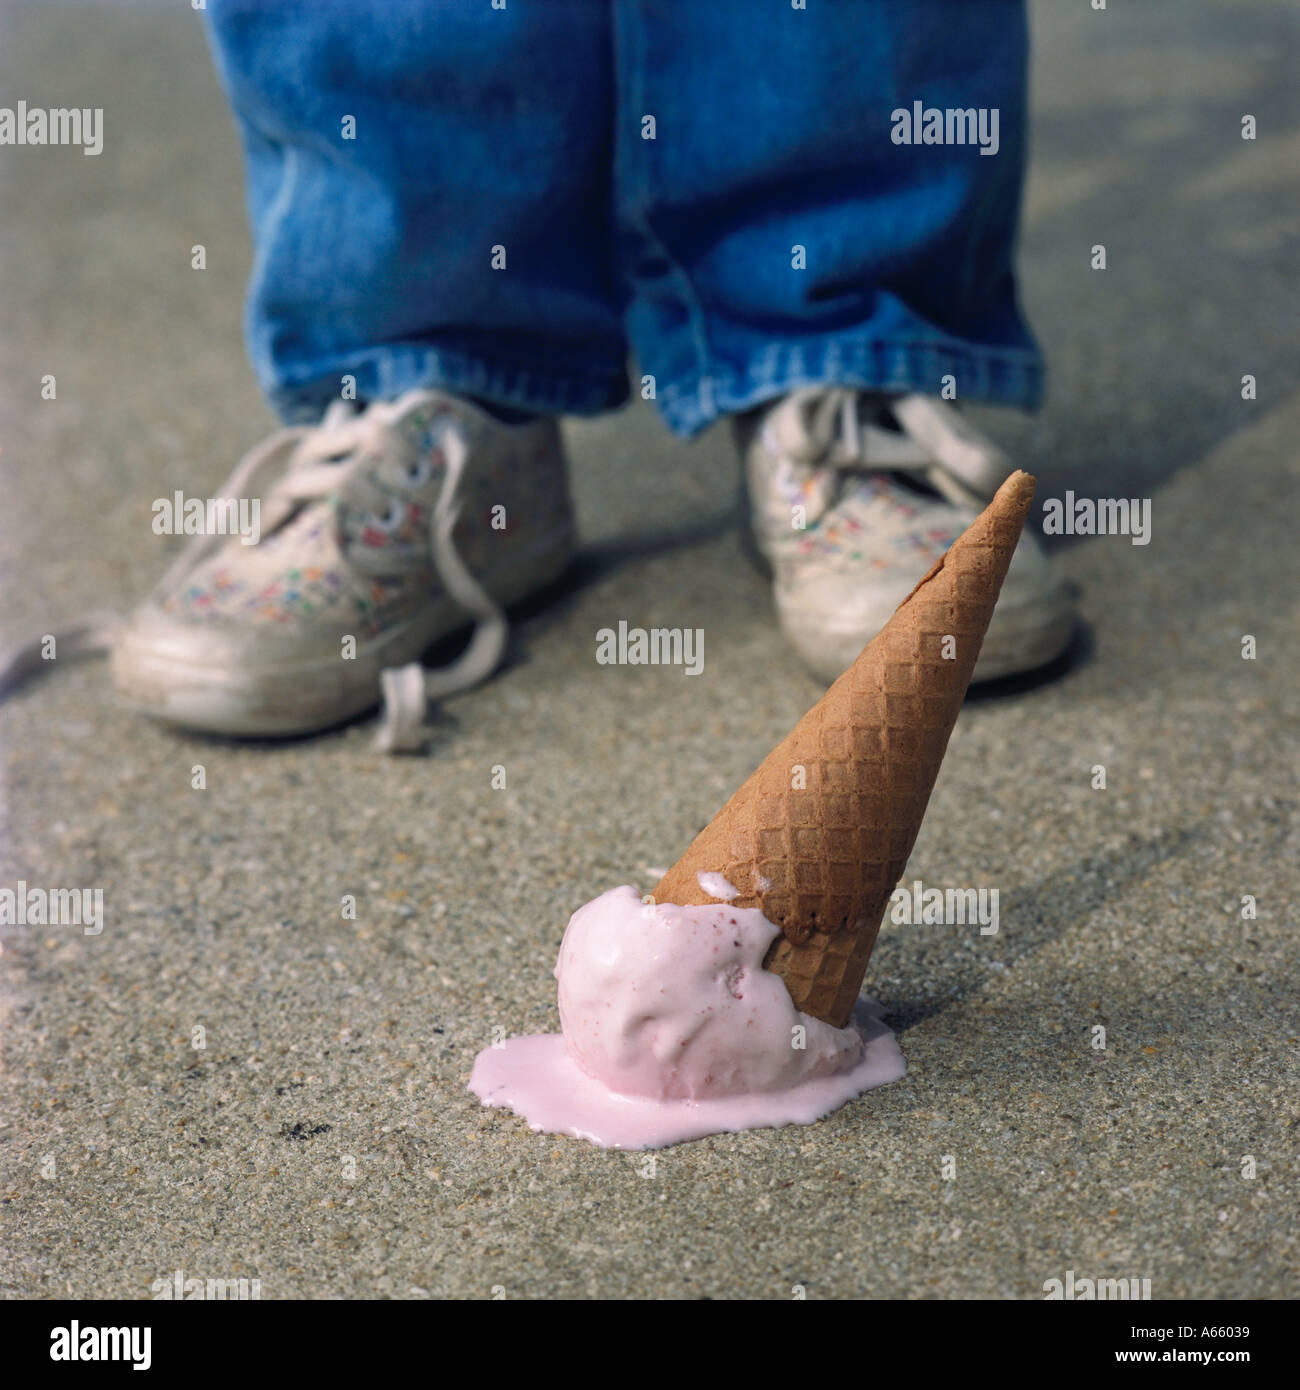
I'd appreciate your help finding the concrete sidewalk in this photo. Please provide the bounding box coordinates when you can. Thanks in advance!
[1,1,1296,1299]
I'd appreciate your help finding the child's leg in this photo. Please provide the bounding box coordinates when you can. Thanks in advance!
[610,0,1070,682]
[205,0,627,424]
[612,0,1041,436]
[112,1,623,743]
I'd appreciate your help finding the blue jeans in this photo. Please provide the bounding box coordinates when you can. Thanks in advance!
[206,0,1042,436]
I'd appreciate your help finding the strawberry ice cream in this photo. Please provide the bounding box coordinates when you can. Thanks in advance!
[468,884,905,1149]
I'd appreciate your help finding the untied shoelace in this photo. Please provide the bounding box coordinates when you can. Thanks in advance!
[0,392,506,753]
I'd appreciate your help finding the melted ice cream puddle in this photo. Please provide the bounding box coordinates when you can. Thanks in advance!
[469,885,905,1149]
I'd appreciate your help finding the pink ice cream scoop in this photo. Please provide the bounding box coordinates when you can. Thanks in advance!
[469,885,905,1149]
[557,886,865,1100]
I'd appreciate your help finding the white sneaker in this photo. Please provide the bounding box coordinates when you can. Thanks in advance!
[737,388,1075,683]
[108,390,574,747]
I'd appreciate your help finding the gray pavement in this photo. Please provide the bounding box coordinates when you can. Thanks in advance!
[1,1,1297,1299]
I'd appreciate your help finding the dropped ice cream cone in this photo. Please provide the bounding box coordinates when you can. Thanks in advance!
[653,469,1036,1026]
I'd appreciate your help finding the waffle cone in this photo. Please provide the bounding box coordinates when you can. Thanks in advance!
[653,470,1035,1026]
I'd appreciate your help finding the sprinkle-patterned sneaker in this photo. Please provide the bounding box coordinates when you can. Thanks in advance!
[109,389,574,747]
[737,388,1075,683]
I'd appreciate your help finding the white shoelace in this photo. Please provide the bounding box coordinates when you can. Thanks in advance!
[761,387,1010,509]
[0,393,507,753]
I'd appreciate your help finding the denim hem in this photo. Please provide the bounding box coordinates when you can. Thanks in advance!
[262,343,629,425]
[653,337,1046,438]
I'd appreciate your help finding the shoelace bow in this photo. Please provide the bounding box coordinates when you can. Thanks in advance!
[0,392,506,753]
[762,387,1011,511]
